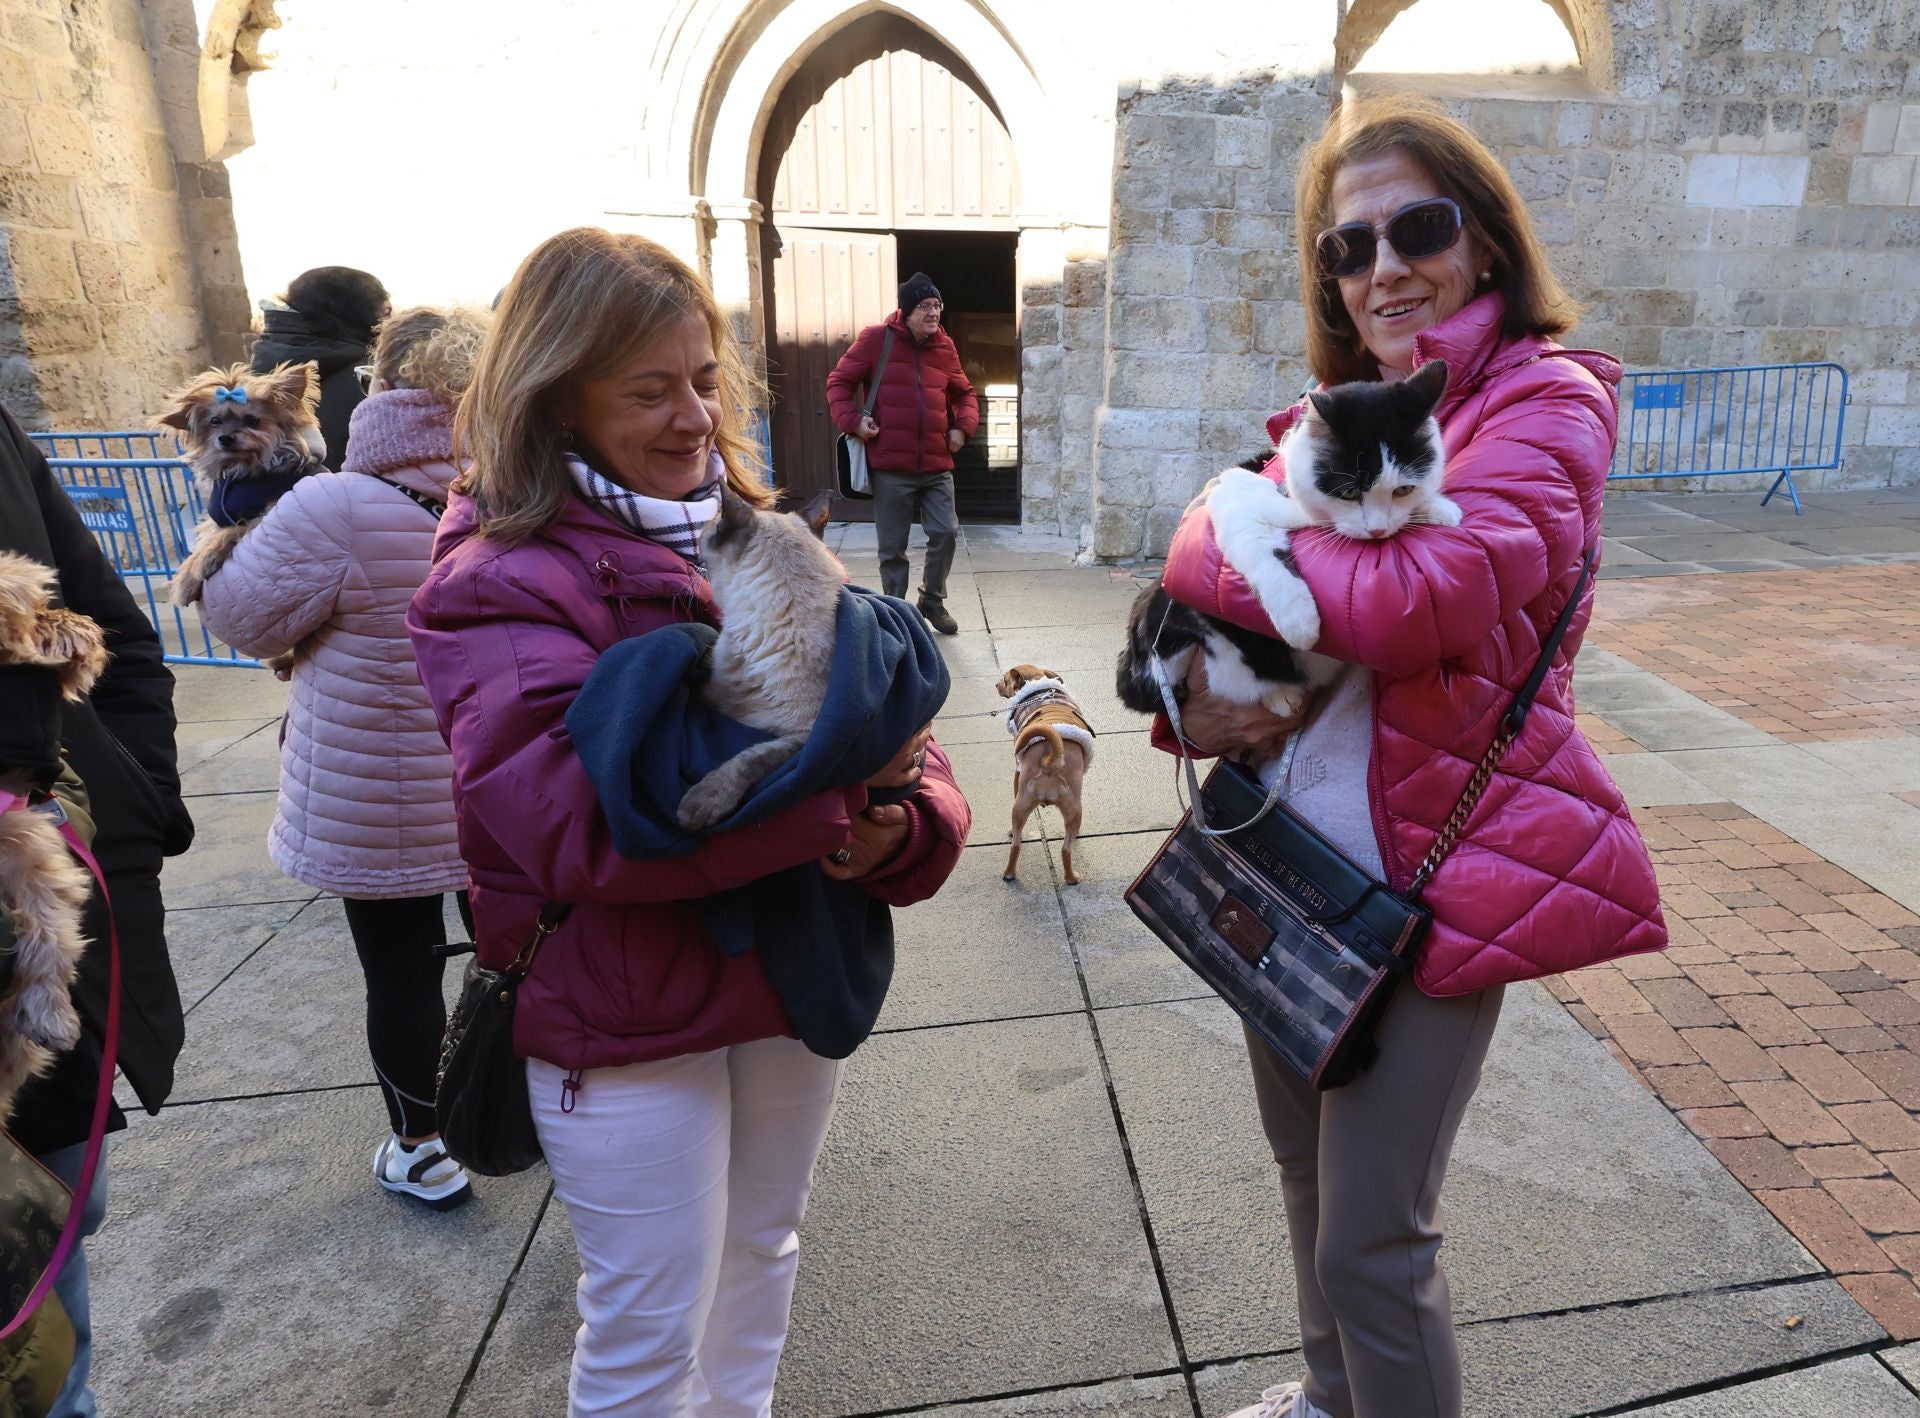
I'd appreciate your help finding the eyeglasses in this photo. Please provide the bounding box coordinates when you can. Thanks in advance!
[913,300,943,314]
[354,364,375,393]
[1314,197,1464,280]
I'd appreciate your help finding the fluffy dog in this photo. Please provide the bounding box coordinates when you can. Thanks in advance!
[998,663,1095,886]
[161,361,325,609]
[0,552,107,1123]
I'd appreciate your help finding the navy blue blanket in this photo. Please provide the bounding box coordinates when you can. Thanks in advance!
[567,586,951,1058]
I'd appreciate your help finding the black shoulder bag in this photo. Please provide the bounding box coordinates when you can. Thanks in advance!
[834,327,895,501]
[1126,548,1596,1089]
[436,902,571,1175]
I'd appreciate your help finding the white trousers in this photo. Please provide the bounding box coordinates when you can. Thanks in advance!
[529,1038,844,1417]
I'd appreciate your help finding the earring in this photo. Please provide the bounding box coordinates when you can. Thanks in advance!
[1478,270,1492,282]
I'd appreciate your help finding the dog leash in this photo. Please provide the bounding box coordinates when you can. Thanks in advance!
[0,789,119,1343]
[1147,594,1298,839]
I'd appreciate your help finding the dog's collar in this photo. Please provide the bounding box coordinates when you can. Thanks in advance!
[1003,676,1069,713]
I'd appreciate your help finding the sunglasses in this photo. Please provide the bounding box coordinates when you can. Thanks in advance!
[1315,197,1464,280]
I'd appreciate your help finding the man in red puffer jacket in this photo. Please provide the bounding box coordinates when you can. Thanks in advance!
[827,272,980,634]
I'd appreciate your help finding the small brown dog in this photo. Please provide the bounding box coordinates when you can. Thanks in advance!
[160,361,326,609]
[0,551,107,1122]
[998,663,1095,886]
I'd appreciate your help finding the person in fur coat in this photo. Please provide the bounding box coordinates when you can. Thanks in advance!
[0,552,107,1122]
[196,306,486,1210]
[0,402,193,1418]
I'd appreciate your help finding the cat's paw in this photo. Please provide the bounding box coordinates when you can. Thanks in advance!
[1422,494,1464,527]
[677,774,742,832]
[1208,467,1299,534]
[1264,578,1321,650]
[1259,684,1311,720]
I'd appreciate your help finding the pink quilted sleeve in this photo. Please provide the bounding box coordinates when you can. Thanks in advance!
[1163,365,1607,679]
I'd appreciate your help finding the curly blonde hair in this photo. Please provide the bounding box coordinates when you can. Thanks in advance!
[372,305,490,404]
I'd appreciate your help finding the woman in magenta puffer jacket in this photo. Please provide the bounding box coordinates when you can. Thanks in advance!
[196,306,490,1210]
[408,229,968,1416]
[1160,101,1664,1418]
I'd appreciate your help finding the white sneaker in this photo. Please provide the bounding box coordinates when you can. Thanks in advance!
[1224,1381,1332,1418]
[372,1134,474,1211]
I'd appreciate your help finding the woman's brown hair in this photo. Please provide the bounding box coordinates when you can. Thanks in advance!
[457,228,773,543]
[1295,95,1581,386]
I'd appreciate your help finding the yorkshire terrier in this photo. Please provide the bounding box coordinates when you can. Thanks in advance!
[0,551,108,1122]
[161,361,326,609]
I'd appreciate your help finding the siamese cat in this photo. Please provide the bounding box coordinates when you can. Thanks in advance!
[676,487,844,831]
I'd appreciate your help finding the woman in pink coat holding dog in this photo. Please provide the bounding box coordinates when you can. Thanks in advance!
[195,306,489,1210]
[1158,100,1665,1418]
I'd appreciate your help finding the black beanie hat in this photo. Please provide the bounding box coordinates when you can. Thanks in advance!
[899,272,941,311]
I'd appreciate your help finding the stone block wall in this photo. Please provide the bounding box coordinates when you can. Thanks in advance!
[1088,73,1331,557]
[0,0,223,428]
[1017,224,1109,536]
[1466,0,1920,498]
[1087,0,1920,558]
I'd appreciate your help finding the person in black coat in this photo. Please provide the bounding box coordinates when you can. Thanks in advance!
[249,266,390,470]
[0,402,193,1415]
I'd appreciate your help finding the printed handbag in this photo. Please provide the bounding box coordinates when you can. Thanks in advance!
[1127,547,1596,1089]
[834,327,895,501]
[436,902,571,1177]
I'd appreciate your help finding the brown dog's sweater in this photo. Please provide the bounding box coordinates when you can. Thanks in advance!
[1004,677,1095,765]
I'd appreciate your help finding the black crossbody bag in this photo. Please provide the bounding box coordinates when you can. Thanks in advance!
[1126,548,1596,1089]
[436,902,571,1175]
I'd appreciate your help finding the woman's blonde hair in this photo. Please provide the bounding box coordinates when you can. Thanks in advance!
[457,228,772,542]
[372,305,490,404]
[1296,95,1581,386]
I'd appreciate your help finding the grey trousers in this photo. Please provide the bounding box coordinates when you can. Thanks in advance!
[873,470,957,604]
[1245,983,1504,1418]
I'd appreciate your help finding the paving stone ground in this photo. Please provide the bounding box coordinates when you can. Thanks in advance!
[80,492,1920,1415]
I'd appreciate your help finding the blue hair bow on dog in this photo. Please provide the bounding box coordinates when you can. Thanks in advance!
[213,385,248,404]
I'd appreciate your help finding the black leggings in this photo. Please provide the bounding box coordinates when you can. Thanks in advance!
[340,891,473,1138]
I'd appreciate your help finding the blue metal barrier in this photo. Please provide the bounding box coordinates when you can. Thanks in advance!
[28,431,262,668]
[1608,362,1849,514]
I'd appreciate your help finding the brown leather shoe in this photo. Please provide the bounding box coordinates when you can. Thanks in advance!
[917,596,959,635]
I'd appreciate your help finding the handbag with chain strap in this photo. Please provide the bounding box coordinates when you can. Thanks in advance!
[1126,548,1596,1088]
[435,902,570,1176]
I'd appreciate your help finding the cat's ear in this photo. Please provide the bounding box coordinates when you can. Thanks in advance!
[1305,391,1335,424]
[715,485,757,540]
[799,487,836,540]
[1400,360,1449,416]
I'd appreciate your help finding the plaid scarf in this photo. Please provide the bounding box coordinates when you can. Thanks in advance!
[565,452,724,566]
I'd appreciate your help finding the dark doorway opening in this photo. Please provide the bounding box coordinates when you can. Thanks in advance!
[755,11,1022,523]
[896,230,1020,523]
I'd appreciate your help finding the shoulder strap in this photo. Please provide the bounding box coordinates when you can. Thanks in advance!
[1504,545,1597,736]
[364,473,446,521]
[861,327,896,419]
[1410,545,1597,896]
[0,799,118,1343]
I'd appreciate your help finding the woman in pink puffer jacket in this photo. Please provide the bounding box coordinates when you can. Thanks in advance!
[196,307,489,1210]
[1160,102,1664,1418]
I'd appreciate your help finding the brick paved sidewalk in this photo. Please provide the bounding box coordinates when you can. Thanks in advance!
[1551,802,1920,1339]
[1588,564,1920,742]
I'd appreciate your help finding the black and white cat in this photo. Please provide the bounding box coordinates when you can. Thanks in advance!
[1116,359,1457,723]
